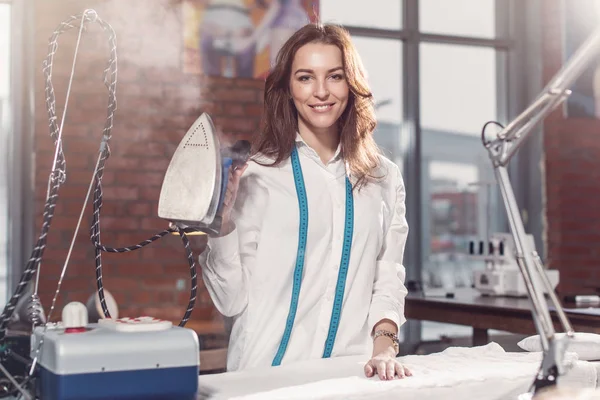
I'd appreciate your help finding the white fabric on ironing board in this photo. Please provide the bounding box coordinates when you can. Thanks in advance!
[589,361,600,387]
[198,343,597,400]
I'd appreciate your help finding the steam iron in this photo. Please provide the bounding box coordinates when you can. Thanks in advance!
[158,113,251,235]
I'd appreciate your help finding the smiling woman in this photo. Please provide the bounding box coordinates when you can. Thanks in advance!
[289,42,349,164]
[255,24,381,190]
[199,23,410,381]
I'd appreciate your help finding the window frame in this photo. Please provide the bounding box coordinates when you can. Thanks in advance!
[4,0,35,302]
[338,0,542,350]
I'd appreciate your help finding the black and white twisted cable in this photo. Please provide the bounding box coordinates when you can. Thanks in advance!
[89,145,198,325]
[0,181,61,344]
[0,10,117,351]
[176,230,198,327]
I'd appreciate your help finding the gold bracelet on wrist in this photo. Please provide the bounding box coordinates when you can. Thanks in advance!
[373,329,400,355]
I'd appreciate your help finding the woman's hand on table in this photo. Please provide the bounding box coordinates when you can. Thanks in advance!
[364,343,412,381]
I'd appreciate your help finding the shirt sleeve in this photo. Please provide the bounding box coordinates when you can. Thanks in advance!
[368,165,409,334]
[198,167,267,317]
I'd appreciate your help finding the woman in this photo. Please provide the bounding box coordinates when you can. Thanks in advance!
[199,23,411,381]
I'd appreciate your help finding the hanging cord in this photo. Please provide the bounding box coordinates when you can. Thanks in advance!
[0,10,111,347]
[26,9,199,378]
[0,182,61,346]
[88,144,199,326]
[27,10,117,378]
[1,10,202,379]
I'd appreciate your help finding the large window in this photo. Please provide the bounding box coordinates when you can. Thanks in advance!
[321,0,527,344]
[419,0,498,38]
[351,37,404,171]
[420,43,506,295]
[0,2,11,306]
[319,0,403,30]
[420,43,498,135]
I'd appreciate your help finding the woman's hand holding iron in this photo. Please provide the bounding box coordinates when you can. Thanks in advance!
[217,163,248,237]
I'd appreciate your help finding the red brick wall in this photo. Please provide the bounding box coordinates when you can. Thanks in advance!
[542,0,600,295]
[33,0,263,328]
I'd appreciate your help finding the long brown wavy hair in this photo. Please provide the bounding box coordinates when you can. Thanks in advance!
[252,23,382,190]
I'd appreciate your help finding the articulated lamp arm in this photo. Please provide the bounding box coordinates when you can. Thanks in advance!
[487,26,600,167]
[483,26,600,395]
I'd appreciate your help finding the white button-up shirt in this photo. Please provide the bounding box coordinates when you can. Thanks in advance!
[199,135,409,371]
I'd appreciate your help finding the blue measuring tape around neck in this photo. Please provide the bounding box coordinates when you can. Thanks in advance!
[272,146,354,366]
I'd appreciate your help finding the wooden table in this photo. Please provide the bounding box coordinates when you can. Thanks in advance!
[405,288,600,346]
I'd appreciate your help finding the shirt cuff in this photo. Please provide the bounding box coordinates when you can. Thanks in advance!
[206,226,240,264]
[368,307,406,335]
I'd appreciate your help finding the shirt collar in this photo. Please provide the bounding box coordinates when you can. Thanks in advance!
[294,132,343,164]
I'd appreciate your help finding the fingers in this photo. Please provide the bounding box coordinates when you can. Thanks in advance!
[223,183,234,208]
[220,163,248,226]
[224,164,247,207]
[394,362,406,379]
[387,361,397,380]
[377,361,386,381]
[233,163,248,176]
[364,360,411,380]
[215,163,248,236]
[230,169,242,185]
[364,362,374,378]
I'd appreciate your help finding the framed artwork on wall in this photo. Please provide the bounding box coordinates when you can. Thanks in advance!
[182,0,319,79]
